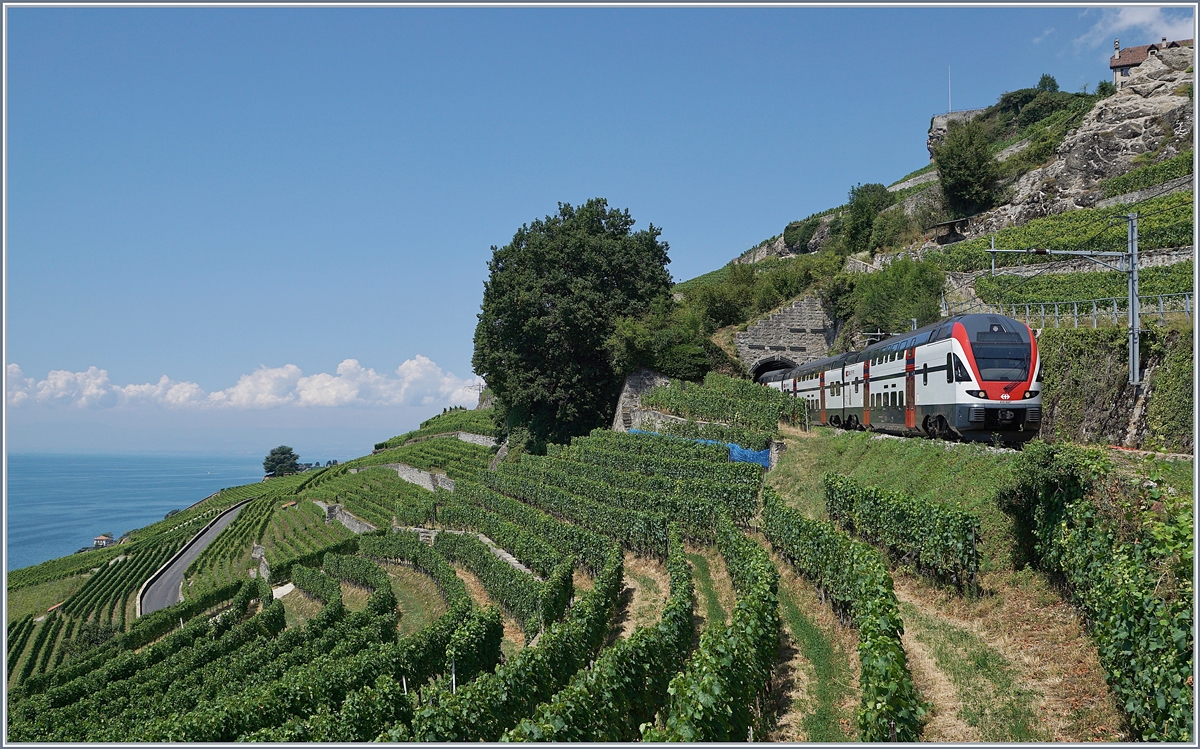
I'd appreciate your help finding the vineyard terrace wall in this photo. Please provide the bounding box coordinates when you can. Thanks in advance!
[1036,324,1193,452]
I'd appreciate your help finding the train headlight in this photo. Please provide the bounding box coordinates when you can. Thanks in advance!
[965,389,987,399]
[1022,390,1040,399]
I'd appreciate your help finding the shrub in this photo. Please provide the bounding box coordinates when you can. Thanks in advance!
[997,443,1193,741]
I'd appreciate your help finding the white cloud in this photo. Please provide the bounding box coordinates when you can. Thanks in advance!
[1033,27,1056,44]
[5,357,483,411]
[36,366,119,408]
[118,375,208,408]
[6,364,35,406]
[205,365,303,409]
[1075,7,1194,50]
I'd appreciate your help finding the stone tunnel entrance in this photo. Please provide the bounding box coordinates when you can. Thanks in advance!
[750,356,797,382]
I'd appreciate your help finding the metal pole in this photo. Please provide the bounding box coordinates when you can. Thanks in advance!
[1073,301,1078,329]
[990,236,995,276]
[1128,213,1140,386]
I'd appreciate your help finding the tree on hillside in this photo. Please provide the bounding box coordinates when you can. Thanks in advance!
[850,257,944,335]
[934,119,998,217]
[263,445,300,476]
[472,198,672,453]
[1037,74,1059,92]
[843,183,895,255]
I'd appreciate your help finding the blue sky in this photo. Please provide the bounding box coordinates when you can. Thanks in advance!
[4,4,1194,457]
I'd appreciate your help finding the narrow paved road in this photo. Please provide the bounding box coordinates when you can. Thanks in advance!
[140,503,247,615]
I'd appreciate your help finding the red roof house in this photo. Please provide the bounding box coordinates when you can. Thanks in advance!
[1111,37,1194,87]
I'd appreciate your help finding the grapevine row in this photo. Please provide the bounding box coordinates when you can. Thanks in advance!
[825,473,981,588]
[762,487,925,741]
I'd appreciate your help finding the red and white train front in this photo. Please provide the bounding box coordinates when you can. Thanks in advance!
[761,314,1042,443]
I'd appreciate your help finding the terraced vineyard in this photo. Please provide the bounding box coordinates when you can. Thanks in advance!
[974,260,1193,305]
[374,407,497,450]
[7,418,1192,741]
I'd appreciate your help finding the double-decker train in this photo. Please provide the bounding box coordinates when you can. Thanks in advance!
[759,314,1042,443]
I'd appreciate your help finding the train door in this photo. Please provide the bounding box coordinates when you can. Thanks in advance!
[905,347,916,429]
[862,360,871,426]
[819,371,826,424]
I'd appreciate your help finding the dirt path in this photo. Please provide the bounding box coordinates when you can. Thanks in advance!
[895,573,1126,741]
[452,565,524,659]
[612,552,670,641]
[684,543,736,633]
[758,539,858,742]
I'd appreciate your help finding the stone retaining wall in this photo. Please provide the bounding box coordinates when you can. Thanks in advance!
[734,296,835,375]
[611,367,672,431]
[350,463,455,492]
[311,500,377,534]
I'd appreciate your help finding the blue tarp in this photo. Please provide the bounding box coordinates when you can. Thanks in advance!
[628,429,771,469]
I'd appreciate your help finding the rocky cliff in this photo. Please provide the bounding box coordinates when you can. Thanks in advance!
[967,46,1193,237]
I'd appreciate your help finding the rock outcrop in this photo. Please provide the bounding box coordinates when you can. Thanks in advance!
[966,46,1193,237]
[926,108,988,158]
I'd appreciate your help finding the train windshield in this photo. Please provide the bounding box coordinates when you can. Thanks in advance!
[961,316,1032,381]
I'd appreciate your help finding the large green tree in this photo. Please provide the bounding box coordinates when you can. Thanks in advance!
[843,183,895,255]
[472,198,672,451]
[263,445,300,476]
[934,119,998,217]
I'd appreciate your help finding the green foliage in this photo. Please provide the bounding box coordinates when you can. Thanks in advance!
[975,260,1193,304]
[7,545,127,591]
[868,207,921,254]
[997,443,1194,740]
[1145,327,1194,454]
[436,500,564,578]
[931,190,1193,271]
[1099,149,1194,198]
[641,372,805,431]
[605,296,716,381]
[347,438,491,481]
[1096,79,1116,97]
[269,536,361,585]
[1036,74,1059,93]
[291,565,343,607]
[264,445,300,476]
[784,216,822,252]
[647,517,779,742]
[472,197,672,450]
[655,417,775,451]
[1016,90,1073,127]
[761,488,925,741]
[824,474,981,587]
[432,531,558,637]
[375,408,497,450]
[935,119,998,216]
[484,467,670,557]
[322,553,397,616]
[359,530,470,607]
[505,527,694,742]
[453,480,611,575]
[847,257,944,336]
[408,545,623,741]
[844,183,896,255]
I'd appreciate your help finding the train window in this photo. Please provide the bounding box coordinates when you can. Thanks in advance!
[946,353,954,383]
[854,378,859,394]
[900,391,905,407]
[953,354,972,382]
[922,362,928,386]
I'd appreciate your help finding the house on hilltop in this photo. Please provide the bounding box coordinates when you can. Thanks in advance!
[93,533,115,548]
[1111,37,1194,87]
